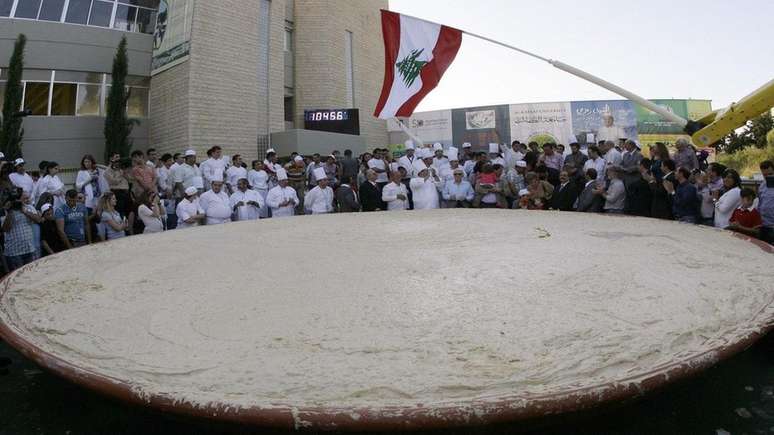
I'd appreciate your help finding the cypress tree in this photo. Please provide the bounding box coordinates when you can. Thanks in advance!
[0,34,27,159]
[104,36,133,162]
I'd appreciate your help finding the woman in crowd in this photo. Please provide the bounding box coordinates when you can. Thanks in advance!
[39,203,65,256]
[36,161,66,210]
[714,169,742,229]
[75,155,104,214]
[98,192,128,241]
[695,171,715,226]
[518,172,554,210]
[648,142,670,183]
[708,163,727,200]
[136,192,165,234]
[324,155,340,188]
[103,153,135,235]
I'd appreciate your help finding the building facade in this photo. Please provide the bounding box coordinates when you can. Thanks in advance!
[0,0,388,170]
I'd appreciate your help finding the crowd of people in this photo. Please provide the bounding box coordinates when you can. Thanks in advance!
[0,138,771,273]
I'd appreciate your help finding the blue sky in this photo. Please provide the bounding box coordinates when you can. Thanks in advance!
[388,0,774,114]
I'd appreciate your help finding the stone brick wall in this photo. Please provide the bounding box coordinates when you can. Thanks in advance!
[293,0,389,150]
[149,61,190,156]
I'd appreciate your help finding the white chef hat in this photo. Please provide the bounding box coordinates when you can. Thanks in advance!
[422,148,434,160]
[266,148,276,154]
[210,172,224,183]
[276,168,288,181]
[313,167,327,182]
[412,159,428,174]
[184,149,196,157]
[294,155,304,162]
[185,186,198,196]
[41,203,52,213]
[14,158,24,166]
[447,147,459,161]
[462,142,472,149]
[404,139,415,150]
[489,143,500,154]
[518,188,530,197]
[433,142,443,151]
[516,160,527,168]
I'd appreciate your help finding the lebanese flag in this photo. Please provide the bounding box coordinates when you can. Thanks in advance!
[373,10,462,120]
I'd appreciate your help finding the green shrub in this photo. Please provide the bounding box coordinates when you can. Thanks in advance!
[717,143,774,177]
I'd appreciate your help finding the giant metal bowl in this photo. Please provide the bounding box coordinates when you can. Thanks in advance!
[0,210,772,431]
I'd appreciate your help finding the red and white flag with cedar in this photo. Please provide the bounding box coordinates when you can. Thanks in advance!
[373,10,462,119]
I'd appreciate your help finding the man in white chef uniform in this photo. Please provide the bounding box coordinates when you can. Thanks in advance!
[304,167,335,215]
[229,177,264,222]
[410,160,441,210]
[381,170,409,211]
[176,186,205,229]
[198,174,232,225]
[265,168,299,218]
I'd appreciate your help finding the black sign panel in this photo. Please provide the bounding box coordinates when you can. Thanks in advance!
[304,109,360,135]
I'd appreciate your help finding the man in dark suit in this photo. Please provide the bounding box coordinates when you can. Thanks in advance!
[577,168,604,213]
[625,158,653,217]
[550,170,580,211]
[359,169,382,212]
[650,159,676,220]
[336,176,360,212]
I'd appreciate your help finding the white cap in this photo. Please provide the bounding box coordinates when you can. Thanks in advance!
[41,203,52,213]
[184,149,196,157]
[447,147,459,161]
[313,167,327,182]
[0,152,4,159]
[184,186,198,196]
[433,142,443,151]
[13,158,24,166]
[489,143,500,154]
[276,168,288,181]
[210,172,224,183]
[404,140,415,150]
[518,188,530,197]
[294,155,304,162]
[266,148,276,154]
[412,159,428,173]
[516,160,527,168]
[462,142,472,148]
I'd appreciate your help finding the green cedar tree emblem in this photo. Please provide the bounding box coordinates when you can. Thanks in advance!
[396,48,427,87]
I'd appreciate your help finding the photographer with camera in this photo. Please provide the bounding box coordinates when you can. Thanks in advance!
[2,189,41,272]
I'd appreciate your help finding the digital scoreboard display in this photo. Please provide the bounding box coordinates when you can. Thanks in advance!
[303,109,360,135]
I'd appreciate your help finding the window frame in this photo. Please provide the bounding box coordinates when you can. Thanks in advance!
[2,0,157,35]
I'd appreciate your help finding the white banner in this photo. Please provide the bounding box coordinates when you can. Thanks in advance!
[152,0,193,75]
[387,110,453,143]
[509,102,575,145]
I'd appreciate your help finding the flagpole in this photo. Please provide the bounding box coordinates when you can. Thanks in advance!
[390,10,690,128]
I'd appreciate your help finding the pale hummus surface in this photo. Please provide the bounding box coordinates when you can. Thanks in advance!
[1,210,772,410]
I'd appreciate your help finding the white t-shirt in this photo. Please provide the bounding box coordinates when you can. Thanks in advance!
[367,158,389,183]
[138,204,164,233]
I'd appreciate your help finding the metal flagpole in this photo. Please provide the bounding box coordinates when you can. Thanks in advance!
[392,10,690,128]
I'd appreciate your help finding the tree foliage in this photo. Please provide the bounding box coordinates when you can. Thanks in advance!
[717,112,773,154]
[0,34,27,159]
[103,37,134,163]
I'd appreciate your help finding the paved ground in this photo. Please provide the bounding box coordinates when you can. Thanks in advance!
[2,333,774,434]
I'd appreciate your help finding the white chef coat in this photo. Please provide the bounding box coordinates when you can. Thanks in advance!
[200,157,228,189]
[9,172,34,196]
[226,166,247,192]
[174,163,202,190]
[381,181,409,211]
[583,157,607,182]
[198,189,232,225]
[432,157,450,173]
[410,177,441,210]
[304,185,334,214]
[176,198,203,229]
[229,189,264,221]
[266,185,299,218]
[397,155,416,179]
[36,175,66,209]
[604,148,623,168]
[367,158,389,183]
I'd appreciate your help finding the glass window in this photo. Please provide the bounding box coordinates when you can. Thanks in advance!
[23,82,50,116]
[127,87,148,118]
[122,0,158,9]
[0,0,14,17]
[113,3,137,31]
[51,83,77,115]
[38,0,65,21]
[88,0,113,27]
[284,29,293,52]
[135,7,156,34]
[14,0,42,18]
[65,0,92,24]
[76,84,101,116]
